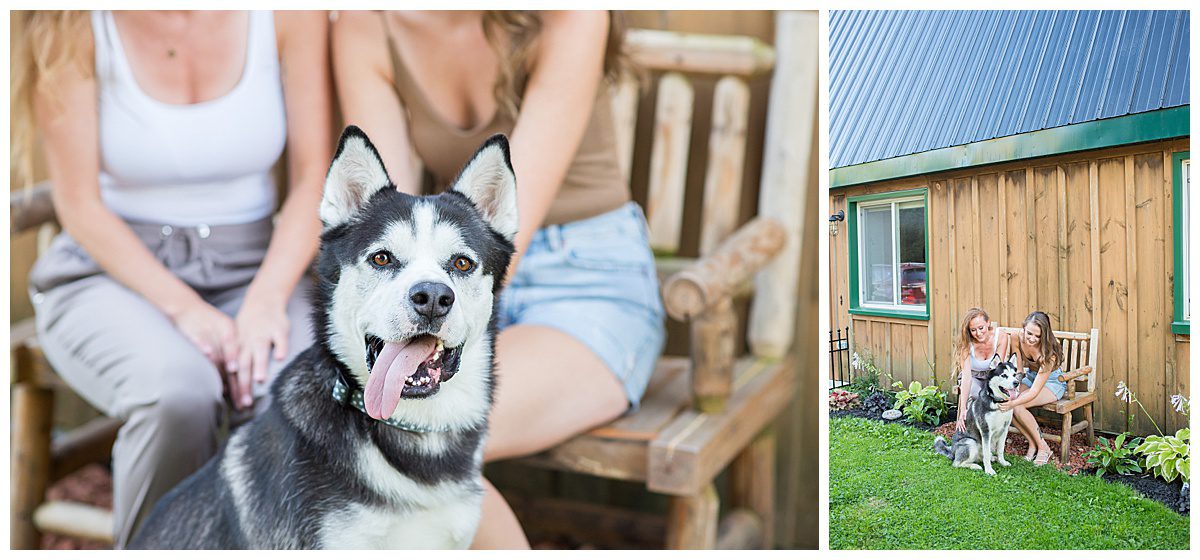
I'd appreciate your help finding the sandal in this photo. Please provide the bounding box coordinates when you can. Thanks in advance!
[1033,448,1052,466]
[1024,447,1037,461]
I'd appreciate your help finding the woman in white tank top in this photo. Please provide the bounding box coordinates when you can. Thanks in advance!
[952,308,1010,433]
[14,11,331,547]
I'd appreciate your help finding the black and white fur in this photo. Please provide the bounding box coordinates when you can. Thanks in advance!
[130,127,517,549]
[933,354,1023,476]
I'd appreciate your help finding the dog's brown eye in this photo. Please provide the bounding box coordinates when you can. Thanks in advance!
[371,252,391,267]
[453,256,474,272]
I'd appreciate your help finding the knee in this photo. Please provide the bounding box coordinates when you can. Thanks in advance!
[125,358,224,435]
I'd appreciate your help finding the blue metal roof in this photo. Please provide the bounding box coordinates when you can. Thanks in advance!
[830,10,1190,169]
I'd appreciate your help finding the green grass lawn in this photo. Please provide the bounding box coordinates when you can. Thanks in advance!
[830,416,1190,550]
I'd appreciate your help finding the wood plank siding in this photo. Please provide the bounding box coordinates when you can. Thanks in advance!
[829,139,1190,435]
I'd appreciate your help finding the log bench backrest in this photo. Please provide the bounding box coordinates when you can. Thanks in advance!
[617,22,813,365]
[996,326,1099,395]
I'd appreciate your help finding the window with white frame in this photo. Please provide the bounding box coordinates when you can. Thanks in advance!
[856,195,927,312]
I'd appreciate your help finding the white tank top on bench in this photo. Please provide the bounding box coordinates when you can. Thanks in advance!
[92,10,285,226]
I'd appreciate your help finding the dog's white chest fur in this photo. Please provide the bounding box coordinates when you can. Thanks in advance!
[316,439,483,549]
[986,408,1014,433]
[318,499,481,549]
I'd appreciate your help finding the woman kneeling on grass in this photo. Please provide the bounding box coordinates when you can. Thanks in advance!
[998,311,1066,466]
[952,307,1010,433]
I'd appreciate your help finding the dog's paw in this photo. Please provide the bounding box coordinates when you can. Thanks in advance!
[997,457,1011,467]
[984,468,997,476]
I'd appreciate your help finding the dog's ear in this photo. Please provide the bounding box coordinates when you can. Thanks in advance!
[320,126,393,230]
[451,134,519,242]
[988,353,1002,370]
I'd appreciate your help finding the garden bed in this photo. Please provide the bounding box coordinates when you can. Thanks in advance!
[829,416,1190,549]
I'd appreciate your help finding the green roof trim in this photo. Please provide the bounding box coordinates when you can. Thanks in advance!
[831,106,1190,188]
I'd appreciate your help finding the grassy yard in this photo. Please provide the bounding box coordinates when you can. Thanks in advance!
[830,417,1189,550]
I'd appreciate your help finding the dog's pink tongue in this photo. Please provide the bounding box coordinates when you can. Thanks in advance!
[364,337,437,420]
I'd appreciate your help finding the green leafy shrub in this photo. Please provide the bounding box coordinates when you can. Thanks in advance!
[1134,429,1191,484]
[892,380,947,424]
[829,389,862,410]
[1083,432,1143,477]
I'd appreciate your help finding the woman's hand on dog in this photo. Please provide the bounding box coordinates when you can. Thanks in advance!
[955,416,966,433]
[231,295,291,410]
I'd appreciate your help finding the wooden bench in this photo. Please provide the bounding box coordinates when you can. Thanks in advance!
[10,17,813,550]
[995,326,1099,463]
[503,18,811,549]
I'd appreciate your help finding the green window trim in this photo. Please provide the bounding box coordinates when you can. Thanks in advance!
[847,188,931,321]
[831,106,1190,189]
[1172,151,1190,336]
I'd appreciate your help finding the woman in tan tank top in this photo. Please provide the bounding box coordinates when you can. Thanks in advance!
[332,11,665,548]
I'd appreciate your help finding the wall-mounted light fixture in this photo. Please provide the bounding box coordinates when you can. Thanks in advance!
[828,210,845,236]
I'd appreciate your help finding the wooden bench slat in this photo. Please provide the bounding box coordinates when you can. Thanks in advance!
[610,77,640,184]
[625,29,776,77]
[589,357,691,441]
[645,72,694,255]
[698,76,750,256]
[648,355,793,496]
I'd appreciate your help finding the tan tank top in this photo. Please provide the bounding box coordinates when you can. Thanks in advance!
[381,18,629,226]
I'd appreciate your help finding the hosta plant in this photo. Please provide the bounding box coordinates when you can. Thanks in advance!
[1082,432,1142,477]
[1135,428,1190,484]
[892,380,947,425]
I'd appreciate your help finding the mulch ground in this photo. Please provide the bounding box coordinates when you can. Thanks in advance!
[41,463,113,550]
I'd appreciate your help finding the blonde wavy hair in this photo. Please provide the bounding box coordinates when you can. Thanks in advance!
[11,11,93,188]
[482,10,630,120]
[952,307,990,375]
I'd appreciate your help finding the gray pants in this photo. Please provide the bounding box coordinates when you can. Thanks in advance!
[29,218,313,548]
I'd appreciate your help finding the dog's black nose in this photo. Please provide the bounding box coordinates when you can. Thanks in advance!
[410,282,455,319]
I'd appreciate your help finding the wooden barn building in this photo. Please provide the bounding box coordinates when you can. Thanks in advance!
[828,10,1190,435]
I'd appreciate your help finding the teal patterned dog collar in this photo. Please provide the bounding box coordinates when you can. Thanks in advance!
[331,377,447,433]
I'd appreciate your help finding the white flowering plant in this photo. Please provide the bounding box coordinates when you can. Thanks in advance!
[1111,381,1191,484]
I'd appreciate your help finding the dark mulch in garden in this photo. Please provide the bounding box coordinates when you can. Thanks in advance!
[41,463,113,550]
[1096,472,1189,516]
[830,405,957,432]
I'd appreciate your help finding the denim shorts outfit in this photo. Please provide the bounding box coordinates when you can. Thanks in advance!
[497,201,666,410]
[1022,368,1067,400]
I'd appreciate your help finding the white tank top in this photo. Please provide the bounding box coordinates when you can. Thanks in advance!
[92,10,286,226]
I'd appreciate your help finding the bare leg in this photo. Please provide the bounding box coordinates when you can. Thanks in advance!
[1010,385,1038,460]
[471,325,628,549]
[1010,386,1060,461]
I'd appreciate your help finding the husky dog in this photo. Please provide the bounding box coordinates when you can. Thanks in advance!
[130,127,517,549]
[933,354,1022,476]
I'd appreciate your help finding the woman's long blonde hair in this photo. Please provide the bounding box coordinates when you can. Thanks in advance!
[11,11,93,188]
[952,307,990,374]
[1022,311,1063,372]
[481,11,630,120]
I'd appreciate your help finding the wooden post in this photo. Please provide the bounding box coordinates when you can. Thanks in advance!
[691,299,737,413]
[729,429,776,547]
[748,11,817,359]
[665,483,719,549]
[1084,405,1095,447]
[1060,410,1072,463]
[11,378,53,549]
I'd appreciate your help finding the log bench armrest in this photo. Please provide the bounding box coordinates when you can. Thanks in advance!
[662,217,786,321]
[12,181,56,235]
[1057,366,1091,384]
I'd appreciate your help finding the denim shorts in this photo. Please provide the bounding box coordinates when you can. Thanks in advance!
[1022,368,1067,400]
[497,201,666,410]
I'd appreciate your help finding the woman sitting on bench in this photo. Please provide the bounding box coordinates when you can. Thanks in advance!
[998,311,1066,466]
